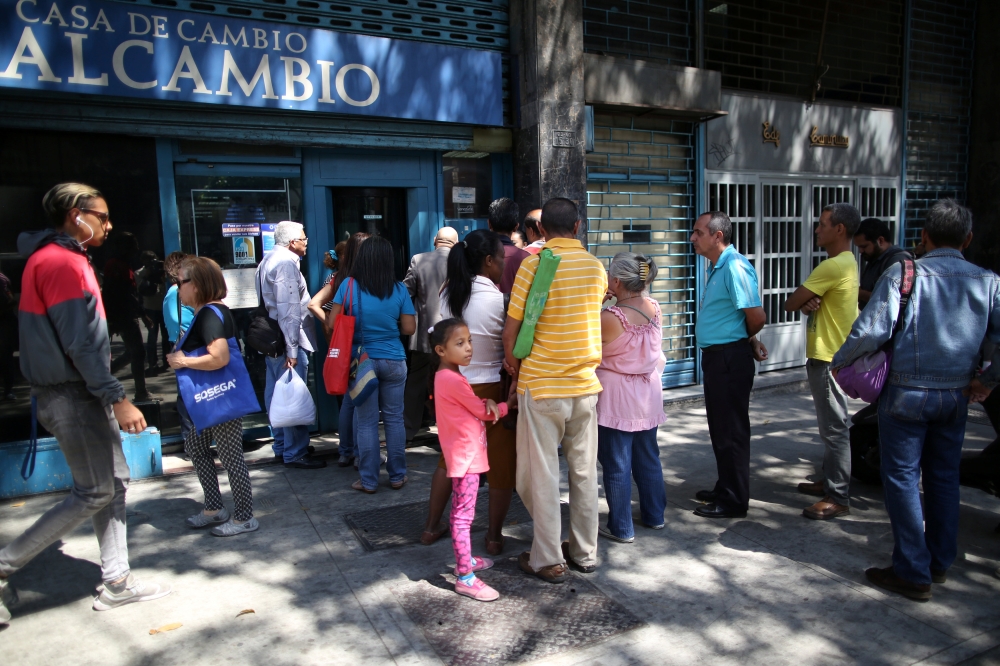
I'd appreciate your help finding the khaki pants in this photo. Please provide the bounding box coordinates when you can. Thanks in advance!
[516,388,599,570]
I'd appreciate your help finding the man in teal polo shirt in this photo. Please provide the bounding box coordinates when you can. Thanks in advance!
[690,211,768,518]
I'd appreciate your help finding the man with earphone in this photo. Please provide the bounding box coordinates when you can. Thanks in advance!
[0,183,171,625]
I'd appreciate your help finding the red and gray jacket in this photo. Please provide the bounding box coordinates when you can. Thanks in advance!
[18,230,126,406]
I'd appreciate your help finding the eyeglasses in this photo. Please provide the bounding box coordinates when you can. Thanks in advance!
[291,236,308,243]
[80,208,111,226]
[179,278,192,285]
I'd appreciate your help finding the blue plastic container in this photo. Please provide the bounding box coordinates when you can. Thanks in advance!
[0,428,163,499]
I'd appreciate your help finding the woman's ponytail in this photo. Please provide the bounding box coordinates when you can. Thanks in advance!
[445,229,502,319]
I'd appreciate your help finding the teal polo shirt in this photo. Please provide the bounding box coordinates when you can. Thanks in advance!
[696,244,762,348]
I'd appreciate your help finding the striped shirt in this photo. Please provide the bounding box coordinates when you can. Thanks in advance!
[508,237,607,398]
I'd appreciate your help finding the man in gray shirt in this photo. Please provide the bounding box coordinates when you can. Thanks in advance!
[402,226,457,442]
[255,221,322,469]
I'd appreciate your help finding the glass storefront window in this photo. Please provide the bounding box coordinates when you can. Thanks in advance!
[442,154,494,237]
[171,174,304,440]
[174,176,302,266]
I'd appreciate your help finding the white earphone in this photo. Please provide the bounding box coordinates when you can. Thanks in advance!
[75,214,95,243]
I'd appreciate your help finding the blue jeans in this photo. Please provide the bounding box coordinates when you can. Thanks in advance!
[265,349,311,463]
[338,393,356,459]
[877,385,967,585]
[597,425,666,539]
[354,358,407,490]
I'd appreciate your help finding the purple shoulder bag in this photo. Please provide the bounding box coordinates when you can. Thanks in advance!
[835,258,916,403]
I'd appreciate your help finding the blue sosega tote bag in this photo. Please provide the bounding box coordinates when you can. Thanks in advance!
[176,305,261,433]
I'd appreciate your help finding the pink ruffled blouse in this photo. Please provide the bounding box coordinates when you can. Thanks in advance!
[596,299,667,432]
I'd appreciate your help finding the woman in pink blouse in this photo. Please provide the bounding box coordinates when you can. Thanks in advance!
[597,252,667,543]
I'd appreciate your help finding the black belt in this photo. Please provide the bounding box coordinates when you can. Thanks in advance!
[701,338,749,353]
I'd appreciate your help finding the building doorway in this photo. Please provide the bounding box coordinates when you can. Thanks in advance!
[331,187,409,281]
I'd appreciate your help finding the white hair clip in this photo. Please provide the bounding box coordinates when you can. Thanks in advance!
[428,326,435,334]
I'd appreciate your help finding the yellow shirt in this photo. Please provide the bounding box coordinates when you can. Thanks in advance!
[508,238,607,398]
[803,251,860,362]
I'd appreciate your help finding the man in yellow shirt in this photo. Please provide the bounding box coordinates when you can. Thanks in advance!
[503,197,608,583]
[785,203,861,520]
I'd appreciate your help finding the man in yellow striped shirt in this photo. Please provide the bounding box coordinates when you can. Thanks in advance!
[502,197,608,582]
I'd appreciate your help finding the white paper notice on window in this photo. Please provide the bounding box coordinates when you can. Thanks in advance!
[221,268,259,310]
[452,187,476,204]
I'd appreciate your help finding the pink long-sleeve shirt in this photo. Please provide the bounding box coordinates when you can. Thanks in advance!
[434,368,509,477]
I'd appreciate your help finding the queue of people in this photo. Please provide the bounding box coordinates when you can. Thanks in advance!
[0,182,997,626]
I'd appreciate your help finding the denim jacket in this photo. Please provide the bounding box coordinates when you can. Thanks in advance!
[831,248,1000,390]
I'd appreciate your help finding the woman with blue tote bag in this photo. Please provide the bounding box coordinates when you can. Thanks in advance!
[167,257,261,537]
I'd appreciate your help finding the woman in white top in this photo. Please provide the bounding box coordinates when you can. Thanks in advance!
[421,230,515,555]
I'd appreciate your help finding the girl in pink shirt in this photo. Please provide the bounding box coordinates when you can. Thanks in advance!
[431,318,513,601]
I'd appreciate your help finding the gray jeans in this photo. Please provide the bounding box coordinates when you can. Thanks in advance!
[0,383,130,583]
[807,359,852,505]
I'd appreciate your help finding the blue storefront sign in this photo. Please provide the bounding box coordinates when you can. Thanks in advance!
[0,0,503,125]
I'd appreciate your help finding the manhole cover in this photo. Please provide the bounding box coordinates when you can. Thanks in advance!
[343,490,533,552]
[392,558,645,665]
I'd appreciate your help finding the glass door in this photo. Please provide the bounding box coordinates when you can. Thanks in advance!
[331,187,409,281]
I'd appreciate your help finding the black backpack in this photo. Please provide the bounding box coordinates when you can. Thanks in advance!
[245,270,286,358]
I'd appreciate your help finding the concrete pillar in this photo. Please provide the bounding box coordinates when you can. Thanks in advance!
[510,0,588,236]
[967,0,1000,273]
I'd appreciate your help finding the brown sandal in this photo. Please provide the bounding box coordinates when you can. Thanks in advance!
[420,525,449,545]
[351,479,377,494]
[484,535,505,556]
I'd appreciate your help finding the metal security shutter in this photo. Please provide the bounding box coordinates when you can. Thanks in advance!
[587,113,697,388]
[107,0,512,124]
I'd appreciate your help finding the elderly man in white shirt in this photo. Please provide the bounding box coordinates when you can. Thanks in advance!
[255,221,323,469]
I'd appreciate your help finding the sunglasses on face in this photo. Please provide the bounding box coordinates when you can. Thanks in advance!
[80,208,111,225]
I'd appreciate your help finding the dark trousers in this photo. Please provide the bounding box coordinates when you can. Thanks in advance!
[403,351,434,441]
[702,340,755,511]
[110,318,147,397]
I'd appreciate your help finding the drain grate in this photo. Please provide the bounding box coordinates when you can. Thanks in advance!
[343,490,533,552]
[391,558,645,665]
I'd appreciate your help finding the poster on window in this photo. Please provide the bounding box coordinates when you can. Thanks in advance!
[452,187,476,204]
[261,223,277,253]
[221,268,258,309]
[232,236,256,265]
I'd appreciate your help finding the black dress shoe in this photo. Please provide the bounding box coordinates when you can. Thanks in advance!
[284,456,327,469]
[695,489,718,502]
[693,503,747,519]
[337,456,355,468]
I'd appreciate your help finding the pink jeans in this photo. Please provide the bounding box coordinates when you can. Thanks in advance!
[451,473,480,575]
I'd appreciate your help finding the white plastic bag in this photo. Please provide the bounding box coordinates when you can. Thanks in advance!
[269,368,317,428]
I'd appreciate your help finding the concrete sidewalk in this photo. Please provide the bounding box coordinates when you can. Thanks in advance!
[2,391,1000,665]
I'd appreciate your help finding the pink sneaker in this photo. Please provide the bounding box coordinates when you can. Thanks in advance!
[452,556,494,573]
[455,576,499,602]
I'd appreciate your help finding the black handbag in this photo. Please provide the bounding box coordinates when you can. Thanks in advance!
[245,270,286,358]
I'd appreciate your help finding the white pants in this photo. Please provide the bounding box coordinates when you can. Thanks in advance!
[516,388,599,570]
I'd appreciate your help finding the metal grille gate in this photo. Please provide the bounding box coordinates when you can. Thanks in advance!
[588,114,697,388]
[705,175,897,372]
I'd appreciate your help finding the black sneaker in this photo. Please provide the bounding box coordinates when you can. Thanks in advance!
[285,456,327,469]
